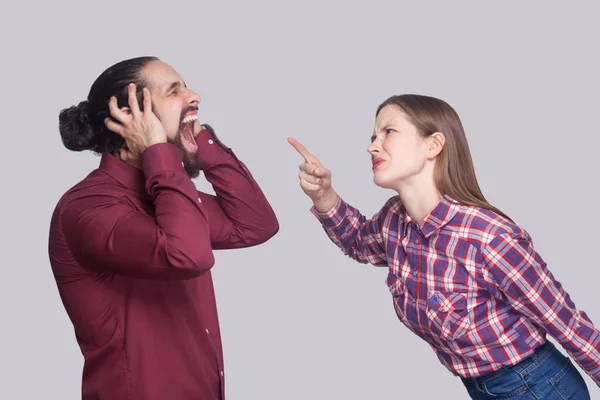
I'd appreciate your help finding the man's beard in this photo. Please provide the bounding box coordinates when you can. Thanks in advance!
[155,104,202,179]
[168,131,201,179]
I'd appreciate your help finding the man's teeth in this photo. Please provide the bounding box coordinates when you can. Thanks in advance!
[182,115,198,124]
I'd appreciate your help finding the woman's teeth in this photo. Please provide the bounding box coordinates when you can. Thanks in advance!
[181,115,198,124]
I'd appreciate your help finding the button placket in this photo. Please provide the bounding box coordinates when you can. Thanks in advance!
[414,225,427,331]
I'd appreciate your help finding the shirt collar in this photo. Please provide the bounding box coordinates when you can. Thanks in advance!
[99,153,145,193]
[402,195,461,238]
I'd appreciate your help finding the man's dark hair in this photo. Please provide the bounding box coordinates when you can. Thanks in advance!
[59,56,159,154]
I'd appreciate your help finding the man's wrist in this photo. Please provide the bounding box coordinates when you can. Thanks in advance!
[194,124,232,170]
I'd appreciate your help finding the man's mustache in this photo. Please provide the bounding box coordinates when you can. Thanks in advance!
[179,106,199,123]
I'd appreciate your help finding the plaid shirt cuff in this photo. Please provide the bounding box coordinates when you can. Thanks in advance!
[310,195,345,228]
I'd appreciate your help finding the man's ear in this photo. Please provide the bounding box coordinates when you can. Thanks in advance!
[427,132,446,159]
[118,147,129,161]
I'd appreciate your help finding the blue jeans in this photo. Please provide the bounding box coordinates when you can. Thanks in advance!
[461,341,590,399]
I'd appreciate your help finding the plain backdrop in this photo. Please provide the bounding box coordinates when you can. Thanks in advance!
[1,1,599,399]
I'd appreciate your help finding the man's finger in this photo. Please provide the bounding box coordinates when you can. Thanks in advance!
[142,87,152,115]
[104,117,124,136]
[107,96,130,124]
[288,137,319,165]
[128,83,141,117]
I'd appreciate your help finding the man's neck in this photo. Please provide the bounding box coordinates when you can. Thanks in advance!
[115,151,142,170]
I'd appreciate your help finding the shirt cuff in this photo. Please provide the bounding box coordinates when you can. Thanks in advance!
[195,124,232,169]
[141,142,185,178]
[310,195,346,228]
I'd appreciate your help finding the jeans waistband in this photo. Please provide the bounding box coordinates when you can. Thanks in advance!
[508,340,556,376]
[467,340,558,383]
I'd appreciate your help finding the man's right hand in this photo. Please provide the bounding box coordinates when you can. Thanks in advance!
[104,83,167,164]
[288,137,338,213]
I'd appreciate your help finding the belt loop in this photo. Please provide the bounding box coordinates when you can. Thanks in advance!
[520,340,554,378]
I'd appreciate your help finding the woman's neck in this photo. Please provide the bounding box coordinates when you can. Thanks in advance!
[395,176,443,223]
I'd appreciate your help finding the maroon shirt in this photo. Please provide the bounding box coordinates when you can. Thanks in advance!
[48,126,279,400]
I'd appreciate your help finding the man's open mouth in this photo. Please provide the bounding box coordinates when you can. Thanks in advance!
[180,114,198,153]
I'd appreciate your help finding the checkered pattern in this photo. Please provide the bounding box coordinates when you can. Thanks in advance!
[312,194,600,384]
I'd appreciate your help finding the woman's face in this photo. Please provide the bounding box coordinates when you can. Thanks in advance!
[368,105,433,190]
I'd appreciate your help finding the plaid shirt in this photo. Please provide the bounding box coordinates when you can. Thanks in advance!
[312,194,600,385]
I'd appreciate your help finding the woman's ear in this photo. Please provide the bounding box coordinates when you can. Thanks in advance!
[427,132,446,159]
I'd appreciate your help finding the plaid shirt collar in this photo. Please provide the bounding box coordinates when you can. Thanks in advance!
[400,194,461,238]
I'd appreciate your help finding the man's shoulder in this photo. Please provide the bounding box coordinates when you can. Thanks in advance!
[54,169,126,212]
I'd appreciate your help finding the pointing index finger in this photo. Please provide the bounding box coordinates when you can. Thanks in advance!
[288,137,319,165]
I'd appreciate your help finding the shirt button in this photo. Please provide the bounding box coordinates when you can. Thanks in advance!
[205,329,209,334]
[208,139,214,144]
[220,371,224,377]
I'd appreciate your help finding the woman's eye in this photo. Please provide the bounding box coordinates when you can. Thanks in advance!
[386,129,394,135]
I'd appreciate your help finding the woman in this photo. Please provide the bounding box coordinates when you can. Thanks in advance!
[288,94,598,399]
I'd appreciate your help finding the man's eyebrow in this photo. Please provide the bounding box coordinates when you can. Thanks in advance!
[165,80,187,93]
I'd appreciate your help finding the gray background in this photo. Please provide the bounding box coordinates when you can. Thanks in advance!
[1,1,599,398]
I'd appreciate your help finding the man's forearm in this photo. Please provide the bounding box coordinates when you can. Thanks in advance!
[195,125,279,248]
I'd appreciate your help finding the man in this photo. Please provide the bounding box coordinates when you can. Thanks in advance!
[49,56,279,400]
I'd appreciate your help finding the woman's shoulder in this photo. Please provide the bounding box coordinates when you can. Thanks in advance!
[451,202,527,244]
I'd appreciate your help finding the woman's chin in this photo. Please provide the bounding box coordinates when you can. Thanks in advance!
[373,174,390,189]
